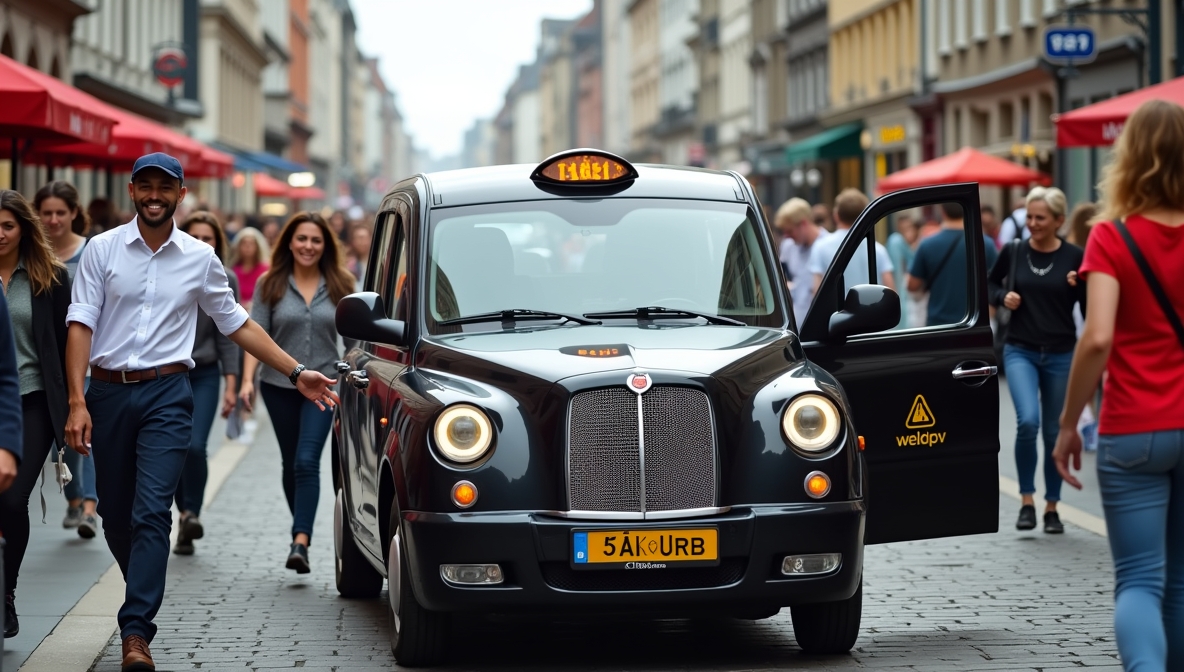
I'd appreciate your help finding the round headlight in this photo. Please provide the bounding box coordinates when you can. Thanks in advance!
[782,394,841,452]
[433,404,494,464]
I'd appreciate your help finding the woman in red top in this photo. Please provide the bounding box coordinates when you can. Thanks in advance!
[230,227,270,312]
[1055,99,1184,671]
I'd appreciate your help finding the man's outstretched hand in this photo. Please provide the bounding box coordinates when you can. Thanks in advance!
[296,370,339,411]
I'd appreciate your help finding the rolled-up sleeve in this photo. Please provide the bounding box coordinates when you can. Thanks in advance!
[215,274,242,376]
[65,237,106,329]
[199,253,249,336]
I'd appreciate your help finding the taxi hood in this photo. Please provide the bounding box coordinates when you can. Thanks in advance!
[415,324,800,387]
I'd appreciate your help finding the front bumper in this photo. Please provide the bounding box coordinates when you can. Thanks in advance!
[400,501,864,613]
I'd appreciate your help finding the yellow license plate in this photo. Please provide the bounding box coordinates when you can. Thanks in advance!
[572,528,719,568]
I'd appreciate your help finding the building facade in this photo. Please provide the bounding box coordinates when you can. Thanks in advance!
[601,0,632,156]
[629,0,662,160]
[655,0,698,165]
[716,0,751,166]
[745,0,790,206]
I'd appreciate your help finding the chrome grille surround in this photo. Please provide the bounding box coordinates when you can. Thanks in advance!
[566,384,718,519]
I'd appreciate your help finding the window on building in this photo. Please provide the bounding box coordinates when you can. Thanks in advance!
[805,56,816,112]
[821,54,829,109]
[1020,0,1035,26]
[939,0,952,54]
[996,0,1011,35]
[753,65,768,134]
[973,0,987,40]
[999,100,1015,140]
[955,0,969,48]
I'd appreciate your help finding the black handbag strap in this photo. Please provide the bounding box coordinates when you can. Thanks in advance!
[924,235,962,291]
[1114,219,1184,349]
[1006,239,1021,293]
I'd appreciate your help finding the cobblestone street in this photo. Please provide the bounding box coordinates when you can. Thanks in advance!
[86,410,1120,672]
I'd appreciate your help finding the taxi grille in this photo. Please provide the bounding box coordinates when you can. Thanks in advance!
[567,386,716,514]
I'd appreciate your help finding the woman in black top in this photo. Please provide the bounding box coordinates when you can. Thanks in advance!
[989,186,1086,535]
[0,190,71,637]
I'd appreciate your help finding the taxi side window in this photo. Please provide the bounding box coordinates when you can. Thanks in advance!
[835,202,991,332]
[371,211,408,320]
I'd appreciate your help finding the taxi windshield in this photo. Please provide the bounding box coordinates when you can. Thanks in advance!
[426,199,784,333]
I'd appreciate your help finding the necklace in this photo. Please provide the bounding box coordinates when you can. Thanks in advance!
[1027,250,1054,276]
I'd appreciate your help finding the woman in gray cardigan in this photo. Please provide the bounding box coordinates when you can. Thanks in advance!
[173,211,241,556]
[238,212,355,573]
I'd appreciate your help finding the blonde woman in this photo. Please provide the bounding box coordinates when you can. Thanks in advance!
[1055,100,1184,671]
[230,227,270,312]
[988,186,1086,534]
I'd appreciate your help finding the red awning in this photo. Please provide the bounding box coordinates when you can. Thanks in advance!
[36,100,172,168]
[1054,76,1184,147]
[0,54,116,145]
[289,186,325,201]
[197,147,235,179]
[254,172,291,197]
[876,147,1051,193]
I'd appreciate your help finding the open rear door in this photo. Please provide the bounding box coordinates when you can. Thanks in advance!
[801,183,1000,544]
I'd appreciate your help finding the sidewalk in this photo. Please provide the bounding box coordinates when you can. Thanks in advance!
[10,409,245,672]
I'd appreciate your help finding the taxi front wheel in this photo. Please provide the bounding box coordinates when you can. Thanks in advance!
[789,578,862,654]
[388,509,449,666]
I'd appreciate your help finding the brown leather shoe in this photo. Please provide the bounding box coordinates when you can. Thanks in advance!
[121,635,155,671]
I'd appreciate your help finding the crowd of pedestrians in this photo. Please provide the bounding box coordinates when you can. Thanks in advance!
[0,151,368,670]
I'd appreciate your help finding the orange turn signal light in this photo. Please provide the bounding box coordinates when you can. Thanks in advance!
[858,435,865,451]
[380,417,388,427]
[804,472,832,499]
[452,481,478,509]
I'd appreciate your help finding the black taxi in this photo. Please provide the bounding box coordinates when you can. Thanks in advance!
[332,149,1000,666]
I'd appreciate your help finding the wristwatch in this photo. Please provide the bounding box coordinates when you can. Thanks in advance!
[289,363,307,386]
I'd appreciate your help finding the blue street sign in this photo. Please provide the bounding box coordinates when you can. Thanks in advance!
[1044,25,1098,63]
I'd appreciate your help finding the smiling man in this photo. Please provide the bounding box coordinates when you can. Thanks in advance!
[63,153,340,672]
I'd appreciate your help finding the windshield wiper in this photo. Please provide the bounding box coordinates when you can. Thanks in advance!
[438,309,601,327]
[583,306,746,326]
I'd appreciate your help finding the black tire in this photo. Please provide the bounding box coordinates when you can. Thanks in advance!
[334,489,383,598]
[789,578,862,654]
[387,509,449,666]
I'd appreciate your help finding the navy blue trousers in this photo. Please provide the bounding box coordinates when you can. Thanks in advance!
[88,373,192,643]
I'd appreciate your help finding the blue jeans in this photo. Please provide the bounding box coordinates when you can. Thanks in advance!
[1097,430,1184,671]
[175,364,221,517]
[54,377,98,503]
[260,383,334,541]
[1004,344,1073,502]
[88,373,193,643]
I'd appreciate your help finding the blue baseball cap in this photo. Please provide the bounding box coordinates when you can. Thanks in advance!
[131,153,184,183]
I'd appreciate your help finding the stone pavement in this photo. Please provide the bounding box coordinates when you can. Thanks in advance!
[89,399,1120,672]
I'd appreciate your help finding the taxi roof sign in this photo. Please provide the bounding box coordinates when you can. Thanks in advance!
[530,149,638,186]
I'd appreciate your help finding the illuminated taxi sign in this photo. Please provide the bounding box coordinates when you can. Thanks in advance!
[559,344,629,358]
[531,149,638,186]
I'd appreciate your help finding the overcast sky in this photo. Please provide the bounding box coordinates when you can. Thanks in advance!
[353,0,593,159]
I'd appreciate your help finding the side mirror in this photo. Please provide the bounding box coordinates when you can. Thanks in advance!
[336,292,407,347]
[828,285,901,340]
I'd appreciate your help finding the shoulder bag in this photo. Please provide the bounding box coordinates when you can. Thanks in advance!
[993,239,1022,366]
[1114,219,1184,348]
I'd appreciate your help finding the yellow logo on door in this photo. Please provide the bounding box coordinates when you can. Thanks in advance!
[905,395,935,429]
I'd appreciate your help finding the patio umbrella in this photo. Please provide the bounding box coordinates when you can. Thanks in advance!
[1054,75,1184,147]
[35,99,172,170]
[877,147,1051,193]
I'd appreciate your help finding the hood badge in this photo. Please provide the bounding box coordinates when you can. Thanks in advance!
[627,372,653,394]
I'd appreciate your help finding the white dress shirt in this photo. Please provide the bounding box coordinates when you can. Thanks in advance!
[66,219,250,370]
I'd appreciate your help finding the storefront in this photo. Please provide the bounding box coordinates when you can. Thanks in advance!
[862,109,922,195]
[1058,38,1142,207]
[783,122,863,209]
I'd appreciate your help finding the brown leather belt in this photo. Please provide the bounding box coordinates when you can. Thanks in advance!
[91,363,190,384]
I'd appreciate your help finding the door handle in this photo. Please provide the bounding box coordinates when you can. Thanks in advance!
[347,370,370,389]
[951,365,998,380]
